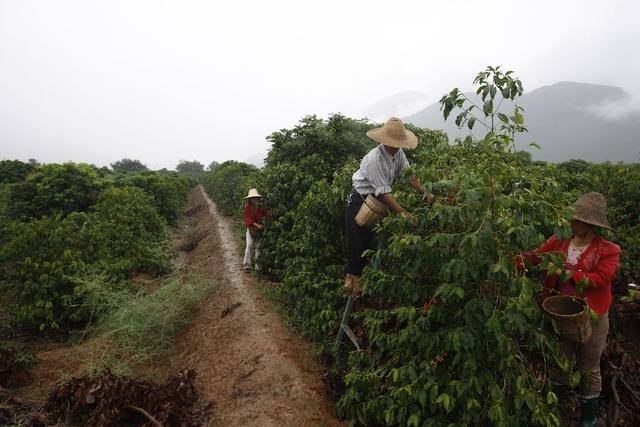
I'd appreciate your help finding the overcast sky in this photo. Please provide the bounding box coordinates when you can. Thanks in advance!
[1,0,638,169]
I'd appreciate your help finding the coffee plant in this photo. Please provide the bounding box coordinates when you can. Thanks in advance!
[0,163,194,332]
[200,67,638,426]
[200,160,260,216]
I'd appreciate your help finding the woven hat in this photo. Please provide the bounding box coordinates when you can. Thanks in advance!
[244,188,262,199]
[572,192,612,229]
[366,117,418,149]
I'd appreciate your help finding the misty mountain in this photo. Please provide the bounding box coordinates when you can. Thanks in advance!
[404,82,640,163]
[363,91,433,123]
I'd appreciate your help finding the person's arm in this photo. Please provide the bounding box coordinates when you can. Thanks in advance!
[408,173,434,203]
[513,235,560,269]
[380,193,407,214]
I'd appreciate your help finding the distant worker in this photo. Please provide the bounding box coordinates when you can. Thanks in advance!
[515,192,621,426]
[243,188,269,272]
[344,117,434,294]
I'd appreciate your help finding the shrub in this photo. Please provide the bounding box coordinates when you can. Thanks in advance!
[113,172,193,223]
[1,213,88,331]
[82,187,172,280]
[8,162,102,220]
[201,161,260,216]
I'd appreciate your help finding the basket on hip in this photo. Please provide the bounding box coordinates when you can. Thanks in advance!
[542,295,593,344]
[355,194,389,229]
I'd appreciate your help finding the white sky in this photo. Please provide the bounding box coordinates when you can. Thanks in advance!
[1,0,639,169]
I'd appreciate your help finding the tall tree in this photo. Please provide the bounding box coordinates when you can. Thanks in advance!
[176,160,205,174]
[110,158,149,173]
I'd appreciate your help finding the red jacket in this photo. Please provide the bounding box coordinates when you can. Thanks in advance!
[243,203,268,228]
[521,235,621,315]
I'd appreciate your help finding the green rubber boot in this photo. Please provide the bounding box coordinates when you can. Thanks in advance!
[578,397,598,427]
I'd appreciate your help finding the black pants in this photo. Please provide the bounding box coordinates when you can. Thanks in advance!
[345,189,375,275]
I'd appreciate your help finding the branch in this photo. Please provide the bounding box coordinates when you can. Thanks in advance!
[125,405,163,427]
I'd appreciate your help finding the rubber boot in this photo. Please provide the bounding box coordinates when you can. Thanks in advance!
[578,397,598,427]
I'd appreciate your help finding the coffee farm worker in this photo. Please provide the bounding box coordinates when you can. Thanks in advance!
[242,188,269,272]
[344,117,434,294]
[515,192,620,426]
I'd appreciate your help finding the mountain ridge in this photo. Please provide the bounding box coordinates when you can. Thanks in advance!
[403,81,640,162]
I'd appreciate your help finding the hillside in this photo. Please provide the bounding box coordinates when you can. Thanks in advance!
[405,82,640,162]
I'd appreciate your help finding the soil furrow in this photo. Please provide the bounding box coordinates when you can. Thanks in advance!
[166,186,342,426]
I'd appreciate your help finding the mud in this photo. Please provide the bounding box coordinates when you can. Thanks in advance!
[163,186,343,427]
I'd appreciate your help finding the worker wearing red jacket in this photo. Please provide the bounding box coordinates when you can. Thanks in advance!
[242,188,269,271]
[516,192,620,427]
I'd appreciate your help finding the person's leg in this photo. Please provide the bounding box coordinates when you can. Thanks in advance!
[254,242,261,271]
[576,311,609,426]
[243,228,253,270]
[345,191,374,293]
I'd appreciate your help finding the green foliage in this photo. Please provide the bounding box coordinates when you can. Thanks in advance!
[1,166,190,332]
[265,113,374,183]
[271,169,354,343]
[253,114,376,280]
[338,133,569,426]
[88,273,216,373]
[201,160,260,216]
[176,159,205,174]
[1,213,88,331]
[440,65,526,138]
[110,158,149,173]
[0,160,35,184]
[247,69,592,425]
[113,172,193,223]
[82,187,172,281]
[8,162,102,220]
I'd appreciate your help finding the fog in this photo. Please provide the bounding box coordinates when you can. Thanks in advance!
[1,0,638,169]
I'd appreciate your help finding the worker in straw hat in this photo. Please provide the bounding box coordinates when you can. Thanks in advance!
[344,117,434,294]
[242,188,269,272]
[515,192,621,426]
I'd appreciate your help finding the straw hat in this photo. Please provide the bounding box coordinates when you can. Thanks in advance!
[366,117,418,149]
[244,188,262,199]
[572,192,612,229]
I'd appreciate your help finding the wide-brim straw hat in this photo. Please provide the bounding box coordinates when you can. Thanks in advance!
[572,192,612,230]
[366,117,418,149]
[244,188,262,199]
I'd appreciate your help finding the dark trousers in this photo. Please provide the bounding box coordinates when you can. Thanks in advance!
[345,190,375,275]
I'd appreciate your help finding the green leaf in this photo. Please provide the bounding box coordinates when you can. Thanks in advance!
[384,409,394,425]
[483,100,493,116]
[468,117,476,130]
[436,393,452,413]
[514,110,524,124]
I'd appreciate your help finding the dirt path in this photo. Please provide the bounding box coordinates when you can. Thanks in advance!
[166,186,343,427]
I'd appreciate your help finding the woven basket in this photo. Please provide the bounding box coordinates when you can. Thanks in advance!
[355,195,389,229]
[542,295,592,344]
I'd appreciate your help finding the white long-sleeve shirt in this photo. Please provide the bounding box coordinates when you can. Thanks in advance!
[352,144,410,197]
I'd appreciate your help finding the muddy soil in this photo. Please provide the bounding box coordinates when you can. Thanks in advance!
[163,186,343,426]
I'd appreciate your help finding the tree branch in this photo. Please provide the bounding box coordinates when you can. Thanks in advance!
[125,405,163,427]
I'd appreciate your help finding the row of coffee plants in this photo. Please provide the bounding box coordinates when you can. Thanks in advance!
[0,160,196,332]
[203,68,639,425]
